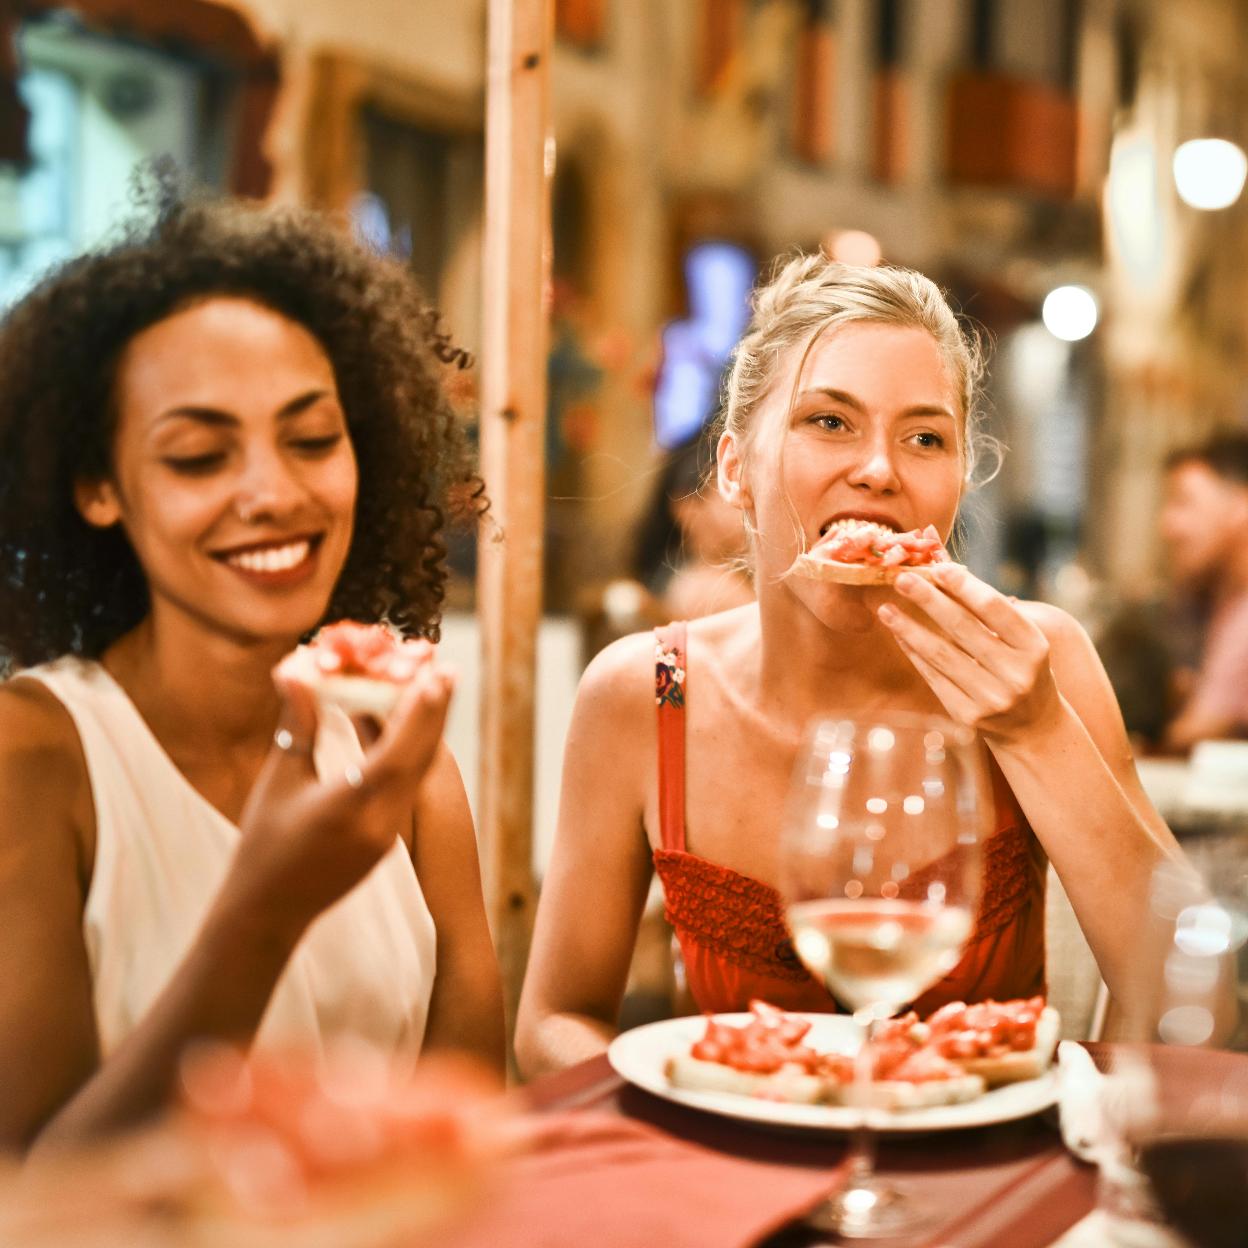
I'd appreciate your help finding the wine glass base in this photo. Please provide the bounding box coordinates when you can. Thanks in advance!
[805,1176,929,1239]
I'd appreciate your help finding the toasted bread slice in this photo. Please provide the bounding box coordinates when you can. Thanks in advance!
[665,1055,986,1110]
[790,552,948,586]
[277,623,434,722]
[826,1073,986,1110]
[664,1055,826,1104]
[303,673,407,720]
[950,1006,1061,1088]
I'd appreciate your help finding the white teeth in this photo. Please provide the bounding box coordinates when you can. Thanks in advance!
[226,540,311,573]
[820,518,896,538]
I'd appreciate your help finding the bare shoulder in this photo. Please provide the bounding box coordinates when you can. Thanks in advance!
[559,630,661,814]
[1015,599,1095,658]
[578,608,754,714]
[0,677,87,781]
[0,677,91,880]
[575,629,660,721]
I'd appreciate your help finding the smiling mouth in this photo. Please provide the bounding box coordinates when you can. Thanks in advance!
[818,517,901,539]
[216,536,322,573]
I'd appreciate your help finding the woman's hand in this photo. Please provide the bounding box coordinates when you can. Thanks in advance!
[877,563,1064,745]
[223,663,455,942]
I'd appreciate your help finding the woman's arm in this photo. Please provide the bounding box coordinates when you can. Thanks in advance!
[0,685,282,1153]
[13,670,454,1151]
[410,744,505,1075]
[879,565,1184,1012]
[0,686,105,1152]
[515,634,656,1078]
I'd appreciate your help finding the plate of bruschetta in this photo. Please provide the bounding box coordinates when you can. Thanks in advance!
[607,998,1060,1133]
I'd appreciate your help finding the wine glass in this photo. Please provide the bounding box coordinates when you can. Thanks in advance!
[779,713,985,1239]
[1116,831,1248,1248]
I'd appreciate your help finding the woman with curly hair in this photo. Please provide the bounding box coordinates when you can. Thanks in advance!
[0,181,503,1150]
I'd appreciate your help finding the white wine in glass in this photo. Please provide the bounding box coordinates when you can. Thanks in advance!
[780,713,985,1238]
[786,896,974,1014]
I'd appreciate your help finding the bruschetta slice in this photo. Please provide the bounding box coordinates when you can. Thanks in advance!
[276,621,435,720]
[790,521,952,586]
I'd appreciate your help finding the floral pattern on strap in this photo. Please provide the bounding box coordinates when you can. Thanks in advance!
[655,641,686,709]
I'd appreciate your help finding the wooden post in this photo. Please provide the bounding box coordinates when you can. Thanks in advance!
[478,0,552,1049]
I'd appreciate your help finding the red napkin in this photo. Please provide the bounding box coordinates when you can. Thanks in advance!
[435,1112,838,1248]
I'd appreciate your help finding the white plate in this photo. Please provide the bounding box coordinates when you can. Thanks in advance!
[607,1012,1059,1134]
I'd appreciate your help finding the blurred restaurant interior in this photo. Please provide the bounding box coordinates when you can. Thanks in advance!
[4,2,1248,1244]
[6,0,1248,1011]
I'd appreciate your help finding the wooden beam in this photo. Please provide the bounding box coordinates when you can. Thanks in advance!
[478,0,552,1051]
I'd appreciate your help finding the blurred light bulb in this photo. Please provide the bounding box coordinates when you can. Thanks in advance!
[601,578,645,624]
[1174,903,1235,957]
[1173,138,1247,210]
[827,230,883,267]
[1158,1004,1215,1047]
[1042,285,1098,342]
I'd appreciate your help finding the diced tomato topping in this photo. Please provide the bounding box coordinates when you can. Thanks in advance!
[689,1003,824,1075]
[925,997,1044,1058]
[811,522,951,569]
[312,622,431,681]
[816,1053,857,1083]
[886,1047,966,1084]
[748,998,814,1046]
[686,996,1045,1085]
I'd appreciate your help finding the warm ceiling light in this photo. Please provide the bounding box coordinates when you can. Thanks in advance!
[1173,138,1248,210]
[827,230,882,267]
[1042,285,1098,342]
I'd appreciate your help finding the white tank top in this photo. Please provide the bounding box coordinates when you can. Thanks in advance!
[25,658,437,1064]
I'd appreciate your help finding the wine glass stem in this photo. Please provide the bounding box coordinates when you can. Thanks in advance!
[846,1007,879,1189]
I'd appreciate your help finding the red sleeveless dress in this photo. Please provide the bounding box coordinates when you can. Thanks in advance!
[650,622,1047,1015]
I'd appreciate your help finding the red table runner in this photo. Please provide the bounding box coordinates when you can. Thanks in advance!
[447,1042,1248,1247]
[520,1053,1098,1248]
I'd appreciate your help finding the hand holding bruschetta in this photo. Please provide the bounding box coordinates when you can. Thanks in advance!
[223,648,455,942]
[877,562,1065,747]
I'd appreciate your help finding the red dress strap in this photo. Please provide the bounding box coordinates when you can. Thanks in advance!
[654,622,688,853]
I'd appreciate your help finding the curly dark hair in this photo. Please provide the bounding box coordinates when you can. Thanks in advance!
[0,172,482,666]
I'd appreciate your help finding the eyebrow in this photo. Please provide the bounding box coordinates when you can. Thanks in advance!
[155,389,335,428]
[795,386,956,421]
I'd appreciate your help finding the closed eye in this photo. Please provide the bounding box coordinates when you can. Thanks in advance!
[289,433,345,456]
[162,453,225,475]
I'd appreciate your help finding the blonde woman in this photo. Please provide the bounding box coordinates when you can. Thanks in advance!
[517,256,1180,1075]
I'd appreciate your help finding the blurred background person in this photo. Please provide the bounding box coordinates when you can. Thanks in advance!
[1159,432,1248,753]
[1095,596,1178,754]
[631,432,754,623]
